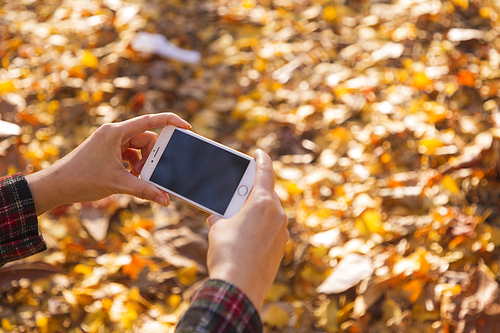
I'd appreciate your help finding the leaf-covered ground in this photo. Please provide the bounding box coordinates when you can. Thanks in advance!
[2,0,500,332]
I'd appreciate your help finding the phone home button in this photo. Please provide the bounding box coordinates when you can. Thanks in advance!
[238,185,248,196]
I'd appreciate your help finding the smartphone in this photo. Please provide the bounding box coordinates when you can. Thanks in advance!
[141,126,256,218]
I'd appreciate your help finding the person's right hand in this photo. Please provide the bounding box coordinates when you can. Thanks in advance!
[206,149,289,313]
[26,113,190,215]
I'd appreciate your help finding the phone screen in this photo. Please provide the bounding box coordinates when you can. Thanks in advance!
[150,129,250,215]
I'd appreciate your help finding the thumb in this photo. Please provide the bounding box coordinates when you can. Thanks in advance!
[207,215,223,227]
[120,172,170,206]
[252,149,275,193]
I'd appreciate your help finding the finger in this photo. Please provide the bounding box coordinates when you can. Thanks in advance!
[118,172,170,206]
[273,191,282,207]
[128,131,158,151]
[119,113,191,142]
[127,132,158,175]
[132,157,148,175]
[128,131,158,162]
[251,149,276,193]
[207,215,223,227]
[122,148,141,173]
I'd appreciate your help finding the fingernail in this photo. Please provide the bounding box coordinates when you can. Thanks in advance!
[155,196,168,206]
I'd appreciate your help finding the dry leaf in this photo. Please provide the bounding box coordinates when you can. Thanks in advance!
[317,254,374,294]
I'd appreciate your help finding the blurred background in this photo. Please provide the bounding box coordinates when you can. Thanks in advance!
[1,0,500,332]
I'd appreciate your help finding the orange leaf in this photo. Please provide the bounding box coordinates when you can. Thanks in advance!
[122,254,153,280]
[457,70,475,87]
[65,242,86,255]
[403,279,423,303]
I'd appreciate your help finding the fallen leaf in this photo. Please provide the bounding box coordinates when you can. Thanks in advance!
[317,254,374,294]
[153,227,208,274]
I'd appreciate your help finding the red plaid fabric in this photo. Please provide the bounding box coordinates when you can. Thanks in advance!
[0,173,46,266]
[175,279,262,333]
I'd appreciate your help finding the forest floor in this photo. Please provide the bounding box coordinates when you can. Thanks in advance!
[2,0,500,332]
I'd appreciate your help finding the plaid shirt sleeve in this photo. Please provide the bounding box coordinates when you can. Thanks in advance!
[0,173,46,266]
[175,279,263,333]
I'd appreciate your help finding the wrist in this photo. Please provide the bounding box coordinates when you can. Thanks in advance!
[209,266,265,313]
[25,163,70,215]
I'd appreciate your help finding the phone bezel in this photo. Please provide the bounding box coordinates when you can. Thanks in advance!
[140,126,256,218]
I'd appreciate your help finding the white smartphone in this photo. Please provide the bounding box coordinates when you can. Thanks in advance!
[141,126,256,218]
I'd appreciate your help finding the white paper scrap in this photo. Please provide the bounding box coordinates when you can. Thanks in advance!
[131,32,201,64]
[0,120,21,138]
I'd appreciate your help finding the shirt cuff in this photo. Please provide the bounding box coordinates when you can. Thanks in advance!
[175,279,263,333]
[0,173,46,266]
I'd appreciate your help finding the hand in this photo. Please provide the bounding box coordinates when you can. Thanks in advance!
[25,113,191,215]
[206,149,289,313]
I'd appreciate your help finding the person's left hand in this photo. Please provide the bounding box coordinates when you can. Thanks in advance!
[26,113,191,215]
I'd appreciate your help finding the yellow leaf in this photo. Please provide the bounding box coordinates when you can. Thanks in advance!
[286,181,303,195]
[83,310,106,333]
[177,265,197,286]
[0,80,15,94]
[316,299,339,332]
[442,175,460,195]
[300,265,328,286]
[241,0,255,9]
[265,283,289,302]
[253,57,267,72]
[167,294,182,309]
[445,83,458,96]
[355,218,370,236]
[337,301,354,324]
[232,96,256,119]
[323,6,337,21]
[418,137,444,155]
[8,38,22,50]
[357,209,383,235]
[479,7,493,18]
[92,90,103,103]
[129,286,152,308]
[412,303,440,321]
[7,165,18,176]
[411,72,433,90]
[2,57,9,68]
[121,306,138,329]
[1,318,14,331]
[47,100,60,114]
[77,90,90,102]
[452,0,468,10]
[333,86,348,96]
[74,264,93,275]
[491,226,500,247]
[102,298,113,311]
[403,58,414,68]
[82,50,98,68]
[426,103,447,123]
[262,304,290,327]
[35,314,48,333]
